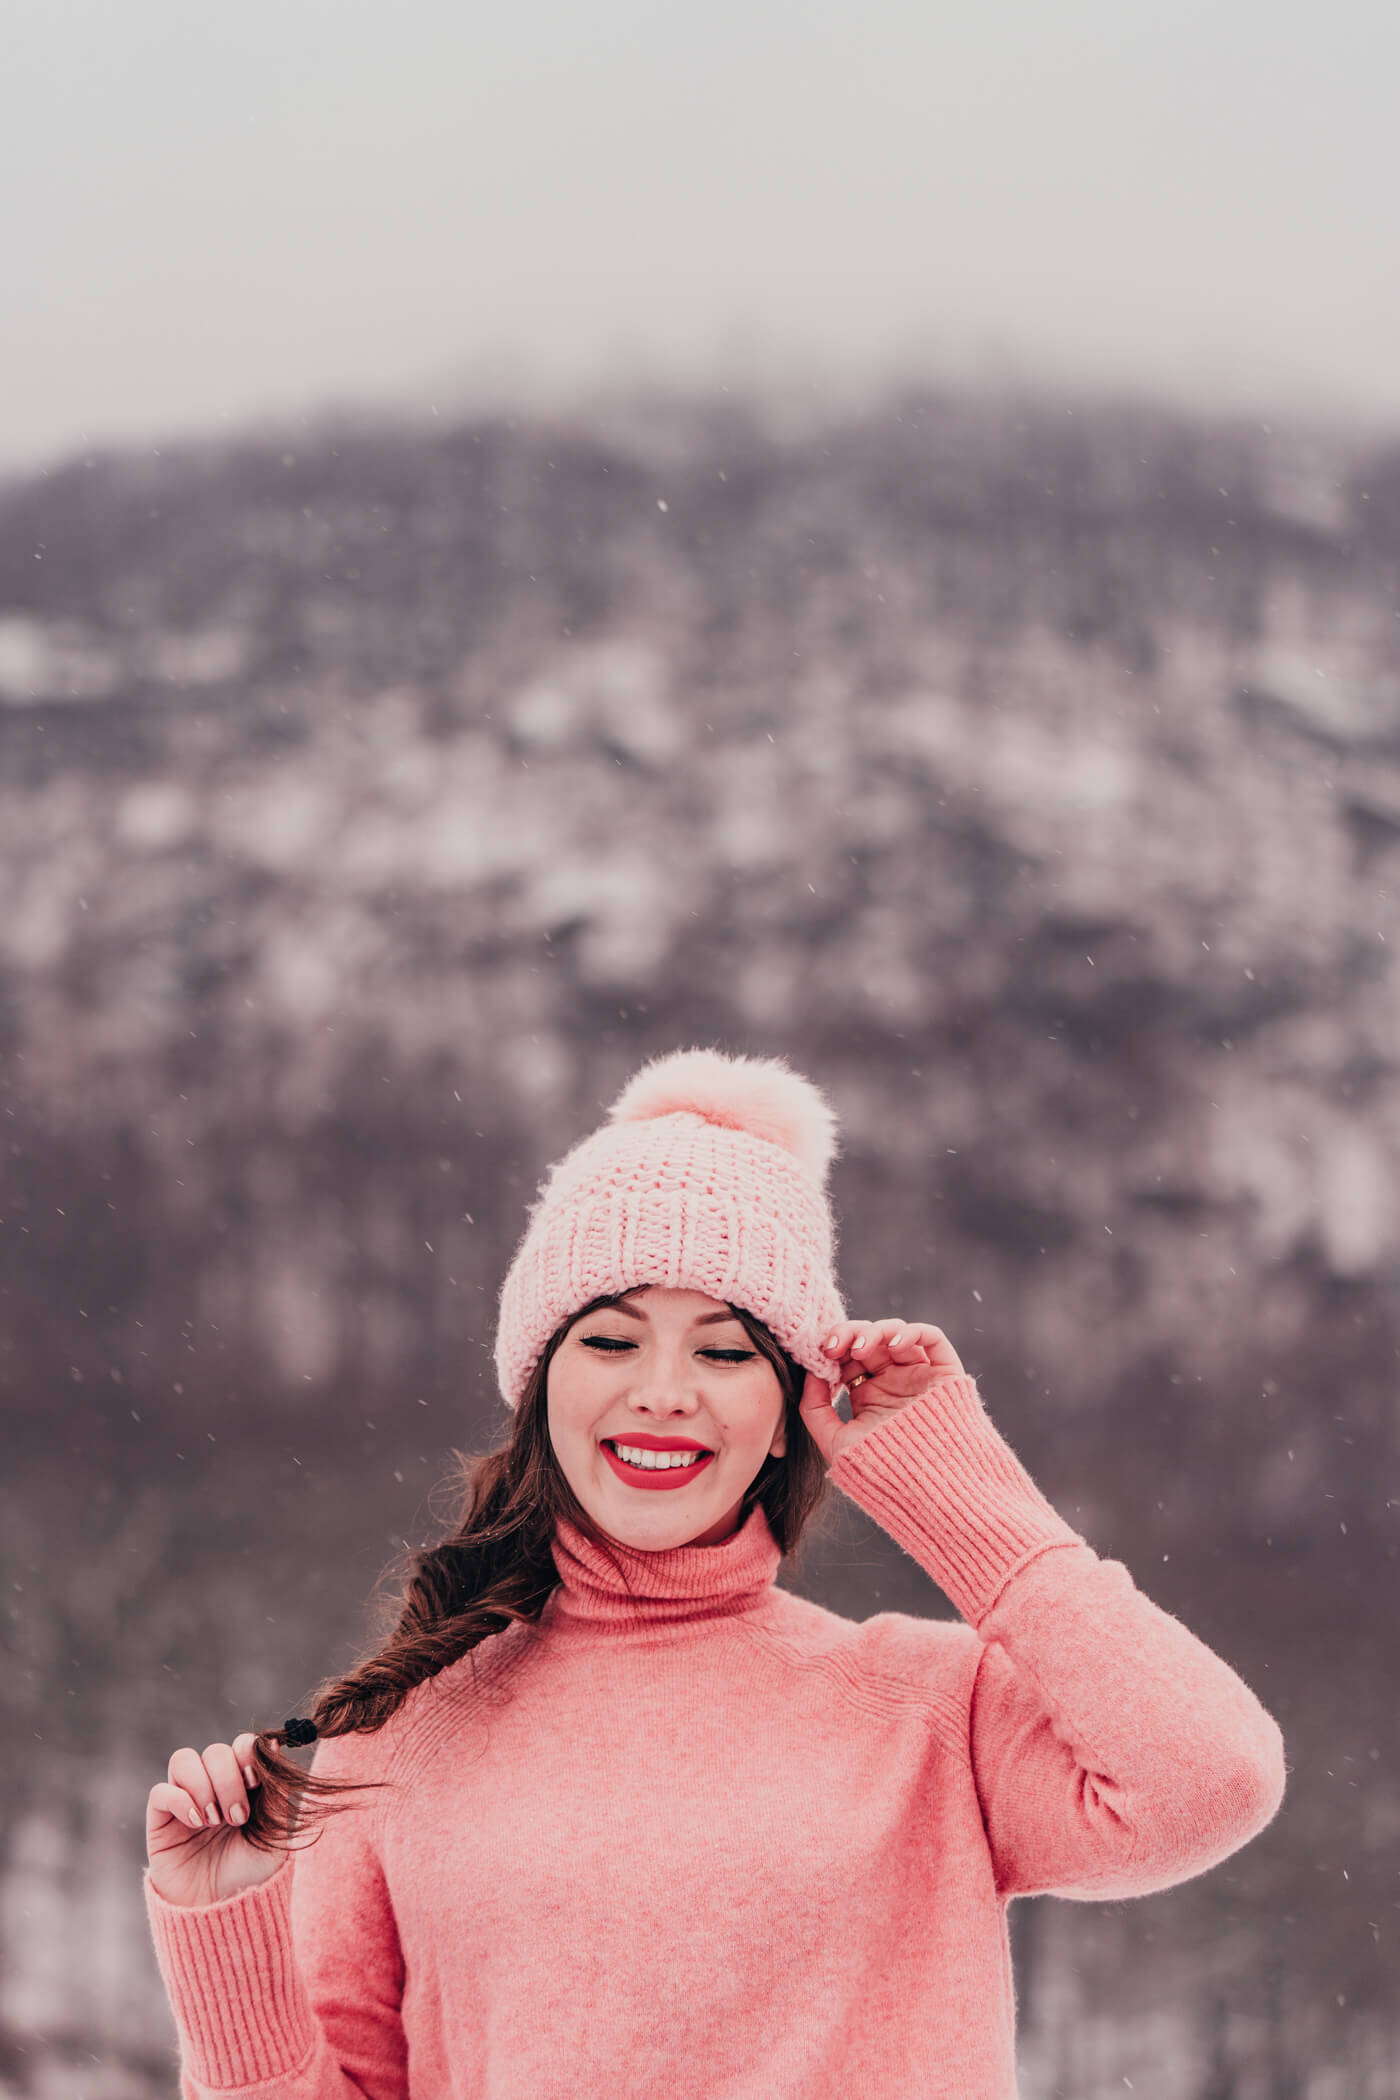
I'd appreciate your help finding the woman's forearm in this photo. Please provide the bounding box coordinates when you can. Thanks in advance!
[827,1374,1286,1897]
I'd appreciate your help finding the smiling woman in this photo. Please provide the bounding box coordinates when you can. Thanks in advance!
[141,1046,1286,2100]
[549,1286,789,1541]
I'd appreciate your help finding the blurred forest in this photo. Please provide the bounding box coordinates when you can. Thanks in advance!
[0,383,1397,2097]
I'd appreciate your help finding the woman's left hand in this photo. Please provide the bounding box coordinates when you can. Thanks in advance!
[798,1318,967,1465]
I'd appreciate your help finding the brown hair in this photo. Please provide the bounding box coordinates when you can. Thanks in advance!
[239,1294,833,1851]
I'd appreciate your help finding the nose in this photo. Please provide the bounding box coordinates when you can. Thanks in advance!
[633,1398,701,1425]
[626,1347,703,1419]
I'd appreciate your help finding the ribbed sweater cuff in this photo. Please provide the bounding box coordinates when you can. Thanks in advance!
[144,1855,317,2088]
[826,1375,1084,1626]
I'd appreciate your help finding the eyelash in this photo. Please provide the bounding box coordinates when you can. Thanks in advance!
[580,1337,756,1365]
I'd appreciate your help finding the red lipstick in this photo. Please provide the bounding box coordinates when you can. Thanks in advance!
[600,1437,716,1491]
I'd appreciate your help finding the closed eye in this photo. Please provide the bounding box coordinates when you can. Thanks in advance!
[579,1337,756,1364]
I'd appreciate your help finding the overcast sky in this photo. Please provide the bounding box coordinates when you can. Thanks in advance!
[4,0,1397,474]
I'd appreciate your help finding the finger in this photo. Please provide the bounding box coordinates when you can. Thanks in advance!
[822,1321,889,1370]
[868,1365,945,1396]
[894,1323,966,1376]
[232,1730,262,1788]
[838,1319,908,1377]
[796,1368,842,1463]
[888,1321,947,1350]
[168,1746,221,1826]
[202,1741,251,1827]
[820,1324,869,1389]
[148,1780,210,1835]
[796,1366,841,1414]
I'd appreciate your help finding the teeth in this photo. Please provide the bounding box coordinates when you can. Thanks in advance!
[611,1444,707,1470]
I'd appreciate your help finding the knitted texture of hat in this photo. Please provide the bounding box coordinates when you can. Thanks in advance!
[493,1048,848,1407]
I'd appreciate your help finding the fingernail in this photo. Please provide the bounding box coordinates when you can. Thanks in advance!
[889,1333,904,1350]
[187,1808,204,1830]
[825,1334,839,1350]
[228,1803,247,1826]
[852,1334,866,1351]
[243,1764,258,1788]
[205,1803,221,1826]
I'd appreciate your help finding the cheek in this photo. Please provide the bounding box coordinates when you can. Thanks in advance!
[545,1368,600,1460]
[720,1379,786,1455]
[546,1411,603,1505]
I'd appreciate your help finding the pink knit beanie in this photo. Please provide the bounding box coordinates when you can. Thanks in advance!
[493,1047,849,1407]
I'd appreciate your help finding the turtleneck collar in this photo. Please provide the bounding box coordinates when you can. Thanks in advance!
[545,1499,782,1633]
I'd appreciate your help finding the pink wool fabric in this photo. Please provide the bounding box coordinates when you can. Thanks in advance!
[144,1376,1286,2099]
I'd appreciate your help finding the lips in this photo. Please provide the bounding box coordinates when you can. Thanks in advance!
[600,1440,717,1491]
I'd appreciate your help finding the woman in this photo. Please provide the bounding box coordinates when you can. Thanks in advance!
[144,1047,1286,2099]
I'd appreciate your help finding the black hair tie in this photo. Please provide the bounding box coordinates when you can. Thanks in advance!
[283,1717,319,1747]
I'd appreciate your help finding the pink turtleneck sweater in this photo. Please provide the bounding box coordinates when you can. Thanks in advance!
[144,1376,1286,2098]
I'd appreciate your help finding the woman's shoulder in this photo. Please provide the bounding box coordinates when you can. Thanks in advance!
[308,1623,536,1787]
[756,1584,983,1712]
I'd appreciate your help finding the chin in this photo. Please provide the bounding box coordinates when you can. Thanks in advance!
[604,1498,711,1534]
[596,1494,739,1550]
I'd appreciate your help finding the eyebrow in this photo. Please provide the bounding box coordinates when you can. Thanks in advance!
[604,1297,741,1328]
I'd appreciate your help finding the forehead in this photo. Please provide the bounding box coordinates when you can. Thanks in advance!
[609,1286,743,1323]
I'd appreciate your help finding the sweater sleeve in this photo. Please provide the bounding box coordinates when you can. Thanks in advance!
[144,1732,408,2098]
[826,1375,1287,1901]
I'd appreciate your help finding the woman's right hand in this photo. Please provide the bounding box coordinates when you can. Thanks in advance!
[146,1732,288,1908]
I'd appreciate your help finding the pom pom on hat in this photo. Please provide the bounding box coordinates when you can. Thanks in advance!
[607,1047,839,1185]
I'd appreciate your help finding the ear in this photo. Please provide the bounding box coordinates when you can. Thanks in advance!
[769,1416,787,1460]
